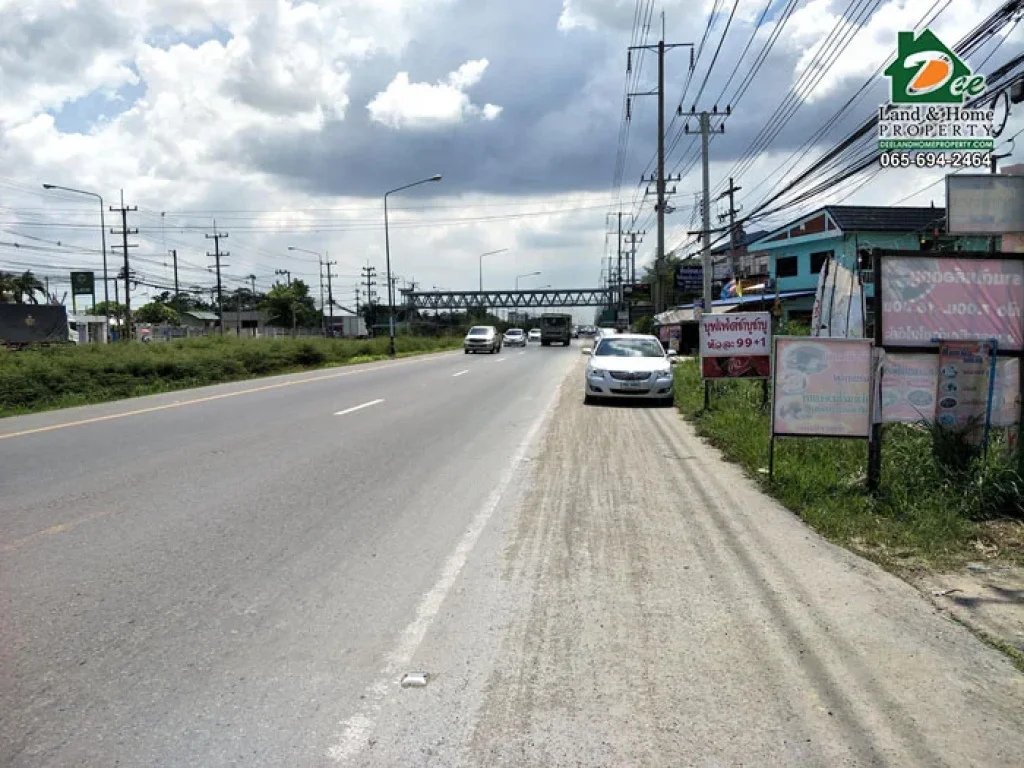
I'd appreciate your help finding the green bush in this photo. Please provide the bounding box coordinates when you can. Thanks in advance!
[673,358,1023,565]
[0,335,461,415]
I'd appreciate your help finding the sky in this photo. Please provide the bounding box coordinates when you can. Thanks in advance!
[0,0,1021,323]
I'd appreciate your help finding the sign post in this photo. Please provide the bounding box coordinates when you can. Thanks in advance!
[871,250,1024,489]
[70,271,95,314]
[770,337,874,481]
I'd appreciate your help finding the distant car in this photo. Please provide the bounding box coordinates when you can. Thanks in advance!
[583,333,677,406]
[528,328,542,343]
[596,327,619,338]
[504,328,527,347]
[464,325,502,354]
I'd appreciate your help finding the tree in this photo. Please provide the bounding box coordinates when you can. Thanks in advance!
[221,287,263,312]
[88,301,128,322]
[1,271,47,304]
[0,272,16,303]
[259,280,318,328]
[134,301,181,326]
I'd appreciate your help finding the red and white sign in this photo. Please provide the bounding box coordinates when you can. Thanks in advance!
[699,312,771,379]
[880,256,1024,351]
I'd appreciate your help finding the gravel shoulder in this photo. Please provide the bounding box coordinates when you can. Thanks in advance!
[351,356,1024,767]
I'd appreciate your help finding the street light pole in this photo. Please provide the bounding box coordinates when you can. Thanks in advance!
[384,174,442,357]
[478,248,509,291]
[287,246,326,334]
[42,183,109,340]
[515,272,541,325]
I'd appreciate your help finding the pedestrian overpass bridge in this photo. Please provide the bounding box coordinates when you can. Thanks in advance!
[402,288,616,311]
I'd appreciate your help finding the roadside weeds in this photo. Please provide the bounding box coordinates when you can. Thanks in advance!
[0,336,462,418]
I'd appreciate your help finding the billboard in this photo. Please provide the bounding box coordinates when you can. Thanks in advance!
[699,312,771,379]
[70,271,95,296]
[675,264,703,293]
[880,255,1024,351]
[881,353,1019,427]
[622,282,651,302]
[772,338,873,438]
[946,174,1024,235]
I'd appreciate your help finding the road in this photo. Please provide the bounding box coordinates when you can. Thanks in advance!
[3,344,1023,766]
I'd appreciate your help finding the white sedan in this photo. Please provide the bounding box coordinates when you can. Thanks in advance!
[527,329,542,343]
[583,333,676,406]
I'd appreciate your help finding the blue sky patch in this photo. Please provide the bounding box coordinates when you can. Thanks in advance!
[145,24,232,51]
[48,76,146,135]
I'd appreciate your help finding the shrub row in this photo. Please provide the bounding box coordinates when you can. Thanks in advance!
[0,335,460,414]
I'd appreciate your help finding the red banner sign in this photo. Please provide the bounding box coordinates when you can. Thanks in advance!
[699,312,771,379]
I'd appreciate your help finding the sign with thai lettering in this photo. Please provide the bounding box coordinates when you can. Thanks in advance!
[700,312,771,379]
[935,340,998,444]
[675,264,703,293]
[772,338,873,438]
[881,353,1020,427]
[880,255,1024,351]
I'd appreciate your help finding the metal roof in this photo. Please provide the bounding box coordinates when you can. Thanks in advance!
[825,205,945,232]
[182,311,220,321]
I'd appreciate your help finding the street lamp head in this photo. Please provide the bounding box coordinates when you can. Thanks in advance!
[430,174,442,182]
[42,183,54,189]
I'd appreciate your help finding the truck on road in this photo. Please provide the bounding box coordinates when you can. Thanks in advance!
[539,313,572,346]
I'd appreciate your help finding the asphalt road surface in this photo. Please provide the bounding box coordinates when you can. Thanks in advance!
[3,345,1023,766]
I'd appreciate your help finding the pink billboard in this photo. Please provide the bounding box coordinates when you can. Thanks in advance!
[880,256,1024,351]
[772,338,873,438]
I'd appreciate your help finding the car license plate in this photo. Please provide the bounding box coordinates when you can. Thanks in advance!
[621,380,645,389]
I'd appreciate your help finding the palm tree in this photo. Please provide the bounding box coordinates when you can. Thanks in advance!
[0,271,16,303]
[12,271,46,304]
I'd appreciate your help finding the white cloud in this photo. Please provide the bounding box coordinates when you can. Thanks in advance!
[367,59,503,129]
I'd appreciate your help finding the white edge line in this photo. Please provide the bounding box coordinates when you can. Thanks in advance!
[452,370,469,377]
[333,398,385,416]
[326,370,567,764]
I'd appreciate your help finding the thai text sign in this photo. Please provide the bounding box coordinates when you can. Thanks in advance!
[675,264,703,293]
[772,338,873,438]
[881,353,1019,426]
[700,312,771,379]
[880,255,1024,351]
[935,340,997,444]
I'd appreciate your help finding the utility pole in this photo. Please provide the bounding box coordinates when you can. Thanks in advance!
[361,264,377,335]
[169,249,180,300]
[684,106,730,313]
[205,221,229,335]
[626,230,645,286]
[275,269,291,286]
[628,24,693,316]
[617,210,624,310]
[717,177,742,281]
[325,259,337,335]
[109,190,138,340]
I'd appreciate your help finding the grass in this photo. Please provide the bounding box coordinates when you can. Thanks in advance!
[0,335,462,417]
[673,358,1024,570]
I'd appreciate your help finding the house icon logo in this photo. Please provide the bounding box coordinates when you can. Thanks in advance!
[883,29,985,104]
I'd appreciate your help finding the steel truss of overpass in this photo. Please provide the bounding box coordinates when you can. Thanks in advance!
[403,288,616,310]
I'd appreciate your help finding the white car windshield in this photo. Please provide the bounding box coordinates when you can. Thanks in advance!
[506,330,523,336]
[594,338,665,358]
[468,327,491,336]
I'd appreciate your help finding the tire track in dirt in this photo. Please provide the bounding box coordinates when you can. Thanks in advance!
[645,407,1024,767]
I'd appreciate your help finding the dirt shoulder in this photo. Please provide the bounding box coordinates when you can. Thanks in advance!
[463,357,1024,766]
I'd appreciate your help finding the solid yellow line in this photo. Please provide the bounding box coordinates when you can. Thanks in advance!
[0,353,450,442]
